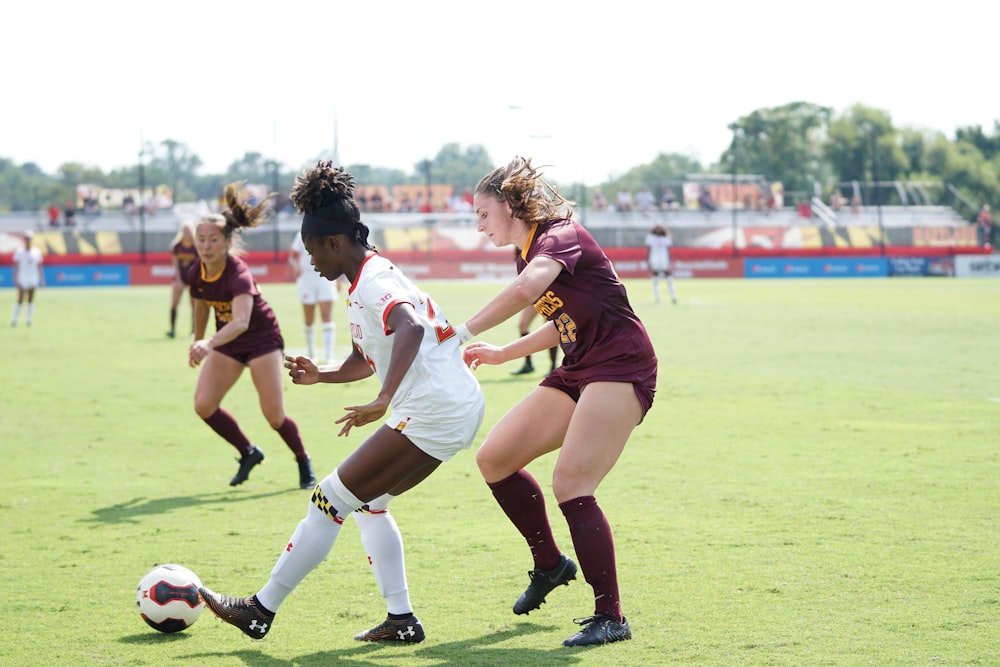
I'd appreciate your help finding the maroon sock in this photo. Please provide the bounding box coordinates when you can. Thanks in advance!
[488,470,561,570]
[203,408,252,455]
[276,417,308,461]
[560,495,622,623]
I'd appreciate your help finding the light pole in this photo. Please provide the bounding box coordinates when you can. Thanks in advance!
[730,125,740,258]
[866,126,886,256]
[138,140,146,263]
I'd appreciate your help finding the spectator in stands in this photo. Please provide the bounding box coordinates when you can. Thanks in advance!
[697,186,715,212]
[635,187,655,216]
[63,200,76,227]
[47,203,60,227]
[615,189,633,214]
[660,188,677,212]
[850,192,862,215]
[830,188,846,212]
[977,204,993,247]
[591,188,608,211]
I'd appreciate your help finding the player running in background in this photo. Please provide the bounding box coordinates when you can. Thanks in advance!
[167,220,198,338]
[10,231,43,327]
[198,162,485,644]
[289,229,339,362]
[456,156,657,647]
[644,223,677,304]
[187,182,316,490]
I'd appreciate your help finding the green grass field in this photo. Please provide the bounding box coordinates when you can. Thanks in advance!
[1,277,998,666]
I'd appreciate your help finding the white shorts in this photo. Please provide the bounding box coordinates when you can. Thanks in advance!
[385,393,485,461]
[297,274,337,305]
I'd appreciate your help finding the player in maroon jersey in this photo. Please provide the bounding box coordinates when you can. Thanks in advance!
[457,156,657,647]
[167,220,198,338]
[187,182,315,490]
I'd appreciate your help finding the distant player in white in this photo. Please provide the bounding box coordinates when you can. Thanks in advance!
[199,162,485,645]
[289,230,338,361]
[10,231,43,326]
[644,223,676,304]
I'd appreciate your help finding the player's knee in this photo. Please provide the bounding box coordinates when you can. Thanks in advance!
[263,410,286,430]
[475,443,507,480]
[192,398,217,419]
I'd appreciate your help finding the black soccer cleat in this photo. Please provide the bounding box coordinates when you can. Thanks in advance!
[198,587,275,639]
[230,446,264,486]
[511,360,534,375]
[298,458,317,490]
[354,614,426,643]
[562,614,632,647]
[513,553,577,615]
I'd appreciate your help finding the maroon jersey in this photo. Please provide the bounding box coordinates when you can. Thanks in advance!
[172,241,198,285]
[519,218,657,386]
[189,255,283,361]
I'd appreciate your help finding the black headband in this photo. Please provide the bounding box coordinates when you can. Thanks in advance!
[301,212,357,237]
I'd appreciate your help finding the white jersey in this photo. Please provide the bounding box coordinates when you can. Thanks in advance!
[291,232,337,304]
[13,246,43,288]
[645,233,672,271]
[347,253,484,460]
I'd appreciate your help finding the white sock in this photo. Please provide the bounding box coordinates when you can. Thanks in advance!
[26,303,34,324]
[256,470,363,611]
[11,303,20,324]
[303,324,315,359]
[354,496,411,615]
[652,277,661,301]
[667,278,676,302]
[322,322,335,361]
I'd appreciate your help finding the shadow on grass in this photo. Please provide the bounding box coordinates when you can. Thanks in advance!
[82,489,298,525]
[120,631,197,645]
[174,621,583,666]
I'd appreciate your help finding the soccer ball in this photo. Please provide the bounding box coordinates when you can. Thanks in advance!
[136,564,204,633]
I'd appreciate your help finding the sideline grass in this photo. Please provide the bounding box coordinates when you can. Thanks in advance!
[1,277,998,666]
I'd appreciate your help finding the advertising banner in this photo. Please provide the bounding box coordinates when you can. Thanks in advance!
[955,254,1000,277]
[888,257,955,277]
[44,264,130,287]
[745,257,888,278]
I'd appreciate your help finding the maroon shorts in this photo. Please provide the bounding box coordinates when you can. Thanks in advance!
[540,362,657,422]
[215,331,285,365]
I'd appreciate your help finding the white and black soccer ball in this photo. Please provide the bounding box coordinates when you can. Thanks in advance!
[136,564,204,633]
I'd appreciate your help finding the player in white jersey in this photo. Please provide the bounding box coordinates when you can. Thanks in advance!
[10,231,43,326]
[644,223,677,304]
[199,162,485,645]
[289,230,339,361]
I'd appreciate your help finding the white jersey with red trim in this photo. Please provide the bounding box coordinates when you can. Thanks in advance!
[346,254,483,449]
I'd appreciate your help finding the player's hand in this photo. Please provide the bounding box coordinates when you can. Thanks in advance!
[334,396,390,437]
[284,354,320,385]
[463,341,504,371]
[188,340,212,367]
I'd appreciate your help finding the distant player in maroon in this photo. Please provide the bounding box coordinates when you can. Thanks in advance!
[460,157,656,648]
[187,182,316,490]
[167,221,198,338]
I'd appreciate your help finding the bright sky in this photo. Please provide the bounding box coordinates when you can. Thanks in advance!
[5,1,997,186]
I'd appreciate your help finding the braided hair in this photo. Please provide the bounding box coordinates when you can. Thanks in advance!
[290,161,375,251]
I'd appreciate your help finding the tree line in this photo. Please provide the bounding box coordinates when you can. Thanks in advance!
[1,102,996,221]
